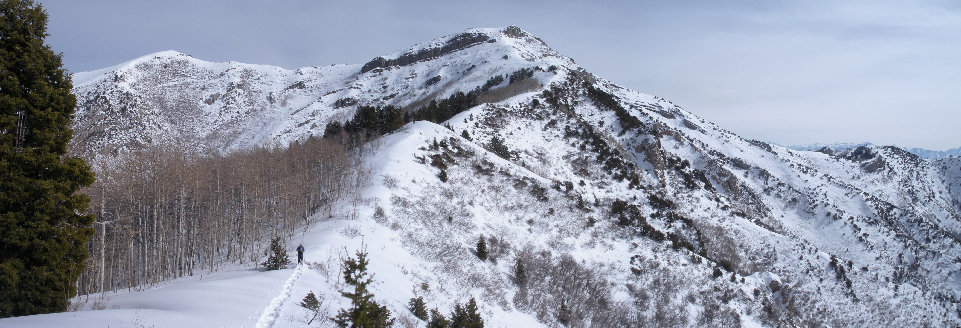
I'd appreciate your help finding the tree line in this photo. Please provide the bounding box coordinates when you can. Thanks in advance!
[75,136,364,295]
[325,91,479,142]
[324,66,541,142]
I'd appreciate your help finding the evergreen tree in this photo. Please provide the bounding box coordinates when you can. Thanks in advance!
[408,296,428,321]
[377,105,404,135]
[485,136,511,160]
[262,237,291,270]
[427,308,450,328]
[438,168,448,182]
[341,248,369,285]
[449,298,484,328]
[513,259,527,287]
[333,249,394,328]
[475,236,488,261]
[301,291,321,310]
[323,121,343,137]
[300,291,322,324]
[0,0,95,317]
[557,299,571,326]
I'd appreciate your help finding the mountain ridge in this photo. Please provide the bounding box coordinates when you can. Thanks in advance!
[788,142,961,159]
[69,26,572,162]
[53,26,961,327]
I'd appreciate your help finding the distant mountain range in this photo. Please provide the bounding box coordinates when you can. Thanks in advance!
[788,142,961,159]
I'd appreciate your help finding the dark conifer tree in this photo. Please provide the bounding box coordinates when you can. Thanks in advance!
[449,298,484,328]
[333,249,393,327]
[323,121,343,137]
[0,0,95,317]
[301,291,321,310]
[486,136,511,160]
[475,237,488,261]
[262,237,291,270]
[513,259,527,287]
[438,168,448,182]
[408,296,428,321]
[378,105,404,134]
[341,248,369,285]
[428,308,450,328]
[300,291,322,324]
[557,299,571,326]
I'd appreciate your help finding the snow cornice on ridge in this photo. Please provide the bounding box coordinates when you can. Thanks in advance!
[359,25,554,73]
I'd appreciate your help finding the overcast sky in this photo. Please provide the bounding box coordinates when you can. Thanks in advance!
[40,0,961,150]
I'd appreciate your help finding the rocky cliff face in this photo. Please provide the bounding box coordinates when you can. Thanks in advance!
[70,26,961,326]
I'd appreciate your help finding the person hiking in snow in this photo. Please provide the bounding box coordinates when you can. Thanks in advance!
[297,243,305,264]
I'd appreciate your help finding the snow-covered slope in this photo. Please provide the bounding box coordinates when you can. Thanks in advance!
[7,26,959,327]
[69,26,566,161]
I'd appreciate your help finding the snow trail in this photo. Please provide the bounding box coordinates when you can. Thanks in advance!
[255,264,304,328]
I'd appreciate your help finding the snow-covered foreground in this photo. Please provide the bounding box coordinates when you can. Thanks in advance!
[0,220,420,328]
[0,263,296,327]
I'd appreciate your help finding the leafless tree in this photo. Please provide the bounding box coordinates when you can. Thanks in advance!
[76,137,362,294]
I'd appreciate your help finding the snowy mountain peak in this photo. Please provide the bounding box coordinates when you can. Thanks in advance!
[71,50,194,85]
[136,49,189,60]
[68,26,581,161]
[360,26,563,74]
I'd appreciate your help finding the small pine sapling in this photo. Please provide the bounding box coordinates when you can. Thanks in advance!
[300,291,323,324]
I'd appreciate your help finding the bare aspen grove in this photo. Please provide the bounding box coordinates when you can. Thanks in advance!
[74,136,366,295]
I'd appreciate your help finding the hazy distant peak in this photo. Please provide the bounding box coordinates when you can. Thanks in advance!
[787,142,961,159]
